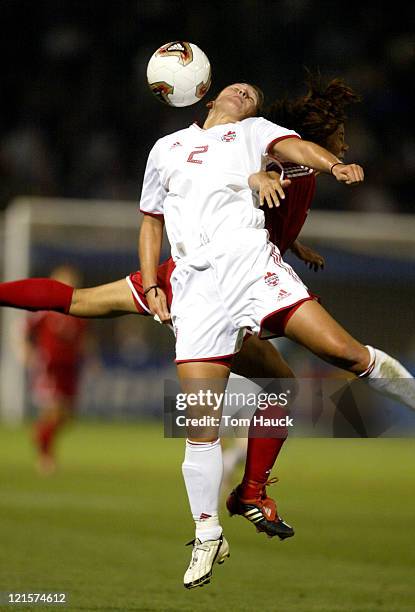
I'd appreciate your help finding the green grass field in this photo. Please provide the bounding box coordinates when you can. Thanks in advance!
[0,422,414,612]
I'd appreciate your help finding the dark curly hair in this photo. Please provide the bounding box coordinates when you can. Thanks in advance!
[266,70,361,145]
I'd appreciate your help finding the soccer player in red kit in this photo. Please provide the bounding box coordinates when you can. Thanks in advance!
[224,75,358,519]
[24,265,88,473]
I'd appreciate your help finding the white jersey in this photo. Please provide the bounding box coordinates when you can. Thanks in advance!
[139,117,299,262]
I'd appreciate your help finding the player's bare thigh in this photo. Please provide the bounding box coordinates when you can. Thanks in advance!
[69,279,138,317]
[284,299,370,373]
[177,361,230,442]
[232,335,295,379]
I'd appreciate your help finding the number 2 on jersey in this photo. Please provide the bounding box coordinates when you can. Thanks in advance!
[187,145,209,164]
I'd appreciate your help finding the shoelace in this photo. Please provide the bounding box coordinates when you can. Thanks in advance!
[237,476,279,502]
[264,476,279,487]
[260,477,279,502]
[185,539,212,568]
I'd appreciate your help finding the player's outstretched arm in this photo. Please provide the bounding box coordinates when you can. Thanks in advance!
[270,138,364,185]
[139,214,170,323]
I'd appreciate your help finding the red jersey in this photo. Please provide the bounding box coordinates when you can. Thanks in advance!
[264,163,316,255]
[27,312,88,400]
[27,312,87,366]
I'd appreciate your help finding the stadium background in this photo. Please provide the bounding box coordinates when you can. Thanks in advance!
[0,2,414,611]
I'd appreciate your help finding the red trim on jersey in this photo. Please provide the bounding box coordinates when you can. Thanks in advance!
[266,134,300,156]
[140,209,164,218]
[175,353,235,367]
[259,296,314,339]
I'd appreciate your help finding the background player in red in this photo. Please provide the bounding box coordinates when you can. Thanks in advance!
[24,264,90,474]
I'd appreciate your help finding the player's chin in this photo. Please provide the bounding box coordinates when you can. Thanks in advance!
[226,97,249,114]
[226,99,243,113]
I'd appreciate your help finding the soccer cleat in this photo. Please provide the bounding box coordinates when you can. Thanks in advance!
[183,533,230,589]
[226,478,294,540]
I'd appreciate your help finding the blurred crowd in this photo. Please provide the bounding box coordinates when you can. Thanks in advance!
[0,1,414,213]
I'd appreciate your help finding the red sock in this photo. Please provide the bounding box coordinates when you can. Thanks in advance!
[240,404,288,500]
[35,420,60,456]
[0,279,74,313]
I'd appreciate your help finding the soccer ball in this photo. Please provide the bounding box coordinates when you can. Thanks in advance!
[146,41,211,107]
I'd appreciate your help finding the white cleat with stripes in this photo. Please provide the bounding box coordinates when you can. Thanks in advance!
[184,533,230,589]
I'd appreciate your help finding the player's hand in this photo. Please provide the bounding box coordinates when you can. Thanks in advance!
[291,240,325,271]
[331,163,364,185]
[146,286,171,323]
[249,170,291,208]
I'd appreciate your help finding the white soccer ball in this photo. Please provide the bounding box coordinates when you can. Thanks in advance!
[146,41,211,107]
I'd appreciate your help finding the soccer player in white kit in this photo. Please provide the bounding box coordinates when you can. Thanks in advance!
[138,82,369,588]
[0,79,410,588]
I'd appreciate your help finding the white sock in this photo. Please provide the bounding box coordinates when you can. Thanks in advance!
[182,438,223,542]
[361,345,415,411]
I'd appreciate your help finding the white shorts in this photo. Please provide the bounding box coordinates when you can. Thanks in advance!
[171,228,311,362]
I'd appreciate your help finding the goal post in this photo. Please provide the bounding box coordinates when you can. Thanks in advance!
[0,200,32,424]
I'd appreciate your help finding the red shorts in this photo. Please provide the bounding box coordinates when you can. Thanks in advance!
[126,257,175,315]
